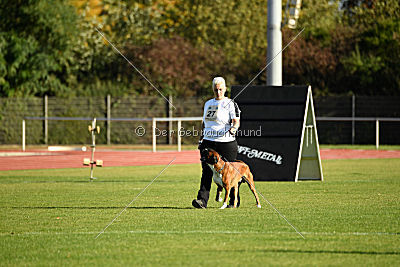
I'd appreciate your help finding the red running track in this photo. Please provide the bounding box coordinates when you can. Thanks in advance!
[0,149,400,171]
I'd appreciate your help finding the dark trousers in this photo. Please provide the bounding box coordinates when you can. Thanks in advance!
[197,139,240,207]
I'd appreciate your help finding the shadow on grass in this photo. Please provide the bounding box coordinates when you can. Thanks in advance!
[6,206,193,210]
[3,180,185,184]
[226,249,400,256]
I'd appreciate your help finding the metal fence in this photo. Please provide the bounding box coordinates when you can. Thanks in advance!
[0,95,204,146]
[1,94,400,146]
[313,95,400,145]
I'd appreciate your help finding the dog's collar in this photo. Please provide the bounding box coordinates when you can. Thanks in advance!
[215,161,225,174]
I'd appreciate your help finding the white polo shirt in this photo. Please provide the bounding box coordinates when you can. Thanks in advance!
[202,97,240,142]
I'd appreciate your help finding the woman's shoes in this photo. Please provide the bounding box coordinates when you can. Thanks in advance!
[192,199,206,209]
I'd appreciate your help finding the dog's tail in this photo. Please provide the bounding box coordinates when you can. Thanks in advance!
[242,173,261,208]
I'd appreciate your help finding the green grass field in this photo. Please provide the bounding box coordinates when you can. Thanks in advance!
[1,159,399,266]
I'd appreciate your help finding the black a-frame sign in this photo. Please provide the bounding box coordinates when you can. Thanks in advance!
[231,85,323,182]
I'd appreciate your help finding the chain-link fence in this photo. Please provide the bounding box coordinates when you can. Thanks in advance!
[314,95,400,144]
[1,94,399,146]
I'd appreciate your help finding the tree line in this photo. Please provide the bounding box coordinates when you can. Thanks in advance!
[0,0,399,97]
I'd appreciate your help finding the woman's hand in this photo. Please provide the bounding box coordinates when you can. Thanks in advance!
[229,118,240,136]
[229,126,237,135]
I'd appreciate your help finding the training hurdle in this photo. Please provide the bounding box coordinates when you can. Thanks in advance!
[151,117,202,152]
[21,117,152,152]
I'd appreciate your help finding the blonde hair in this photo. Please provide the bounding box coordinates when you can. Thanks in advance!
[212,77,226,90]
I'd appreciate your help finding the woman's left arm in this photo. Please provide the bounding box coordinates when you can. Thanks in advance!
[229,118,240,135]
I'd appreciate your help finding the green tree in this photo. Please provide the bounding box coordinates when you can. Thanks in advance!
[296,0,342,43]
[71,0,169,96]
[177,0,268,82]
[0,0,80,97]
[341,0,400,95]
[121,0,270,96]
[282,0,343,94]
[128,36,227,97]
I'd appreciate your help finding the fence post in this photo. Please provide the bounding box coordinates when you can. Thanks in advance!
[352,94,355,145]
[44,95,48,145]
[177,119,182,152]
[376,119,379,150]
[107,94,111,145]
[22,120,26,151]
[168,95,173,145]
[152,118,156,152]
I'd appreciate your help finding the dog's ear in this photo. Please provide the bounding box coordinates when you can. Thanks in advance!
[200,148,209,162]
[203,148,210,157]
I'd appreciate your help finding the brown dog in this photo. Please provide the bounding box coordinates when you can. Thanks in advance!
[200,148,261,209]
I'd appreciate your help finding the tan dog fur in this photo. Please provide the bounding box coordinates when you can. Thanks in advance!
[202,148,261,209]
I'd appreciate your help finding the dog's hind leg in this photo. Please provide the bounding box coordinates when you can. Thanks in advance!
[244,172,261,208]
[215,185,223,202]
[233,185,239,208]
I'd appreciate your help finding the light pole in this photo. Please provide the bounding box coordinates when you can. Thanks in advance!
[267,0,282,86]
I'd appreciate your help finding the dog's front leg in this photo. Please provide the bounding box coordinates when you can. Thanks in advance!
[215,185,223,202]
[220,186,230,209]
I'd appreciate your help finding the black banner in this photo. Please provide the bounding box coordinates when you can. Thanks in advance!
[231,85,309,181]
